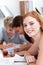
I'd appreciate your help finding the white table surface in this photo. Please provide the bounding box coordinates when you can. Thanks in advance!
[0,51,27,65]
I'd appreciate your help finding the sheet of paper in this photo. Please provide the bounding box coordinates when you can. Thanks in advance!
[14,54,26,61]
[13,62,27,65]
[13,54,27,65]
[0,57,15,65]
[0,54,26,65]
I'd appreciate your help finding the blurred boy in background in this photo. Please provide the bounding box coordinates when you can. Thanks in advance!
[0,16,26,50]
[12,15,32,55]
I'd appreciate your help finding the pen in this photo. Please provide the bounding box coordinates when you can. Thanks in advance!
[14,61,26,63]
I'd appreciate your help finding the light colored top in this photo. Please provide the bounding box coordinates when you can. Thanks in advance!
[0,28,29,44]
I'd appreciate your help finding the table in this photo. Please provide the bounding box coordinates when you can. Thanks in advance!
[0,50,27,65]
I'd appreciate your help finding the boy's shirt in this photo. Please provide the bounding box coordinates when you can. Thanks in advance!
[0,28,25,44]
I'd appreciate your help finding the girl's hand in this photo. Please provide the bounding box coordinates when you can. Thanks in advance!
[24,53,36,64]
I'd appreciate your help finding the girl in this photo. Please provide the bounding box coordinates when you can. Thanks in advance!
[23,11,43,65]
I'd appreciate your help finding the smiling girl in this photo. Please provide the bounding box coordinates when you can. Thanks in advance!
[23,11,43,65]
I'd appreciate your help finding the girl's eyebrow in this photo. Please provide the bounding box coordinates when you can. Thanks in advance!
[29,21,34,23]
[29,21,33,22]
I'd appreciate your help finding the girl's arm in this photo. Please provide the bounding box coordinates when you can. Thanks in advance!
[27,42,38,56]
[24,43,38,65]
[36,37,43,65]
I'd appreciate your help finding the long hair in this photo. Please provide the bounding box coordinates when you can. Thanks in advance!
[24,32,34,43]
[23,11,43,31]
[22,11,43,43]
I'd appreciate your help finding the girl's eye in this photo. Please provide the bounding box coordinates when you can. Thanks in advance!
[23,24,27,27]
[29,22,34,25]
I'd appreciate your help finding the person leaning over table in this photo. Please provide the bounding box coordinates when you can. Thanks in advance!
[0,16,28,50]
[11,15,32,53]
[21,11,43,65]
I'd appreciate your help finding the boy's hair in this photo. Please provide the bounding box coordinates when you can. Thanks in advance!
[12,15,23,27]
[4,16,13,27]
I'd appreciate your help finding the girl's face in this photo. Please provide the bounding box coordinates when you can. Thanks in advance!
[23,16,41,37]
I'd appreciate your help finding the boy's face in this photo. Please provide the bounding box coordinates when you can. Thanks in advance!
[14,26,24,34]
[6,26,15,37]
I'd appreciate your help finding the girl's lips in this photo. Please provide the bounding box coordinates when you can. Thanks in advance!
[27,31,32,34]
[27,30,33,34]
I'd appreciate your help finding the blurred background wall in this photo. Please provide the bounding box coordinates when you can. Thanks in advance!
[0,0,43,28]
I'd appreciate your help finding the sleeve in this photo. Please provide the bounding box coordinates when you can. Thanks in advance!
[0,28,3,42]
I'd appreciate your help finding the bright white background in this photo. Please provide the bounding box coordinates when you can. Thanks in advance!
[0,0,43,28]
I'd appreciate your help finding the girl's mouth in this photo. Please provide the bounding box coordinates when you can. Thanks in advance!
[27,30,33,34]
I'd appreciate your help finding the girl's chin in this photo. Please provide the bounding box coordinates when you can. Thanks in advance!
[28,34,35,37]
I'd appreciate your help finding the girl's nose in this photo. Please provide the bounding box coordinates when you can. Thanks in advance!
[26,25,31,29]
